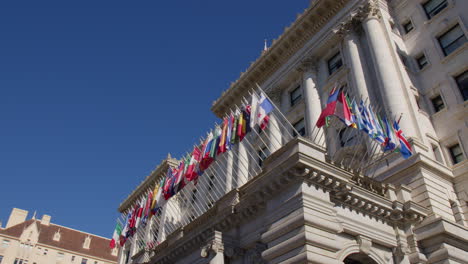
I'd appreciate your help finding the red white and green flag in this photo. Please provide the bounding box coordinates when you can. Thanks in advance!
[110,222,122,249]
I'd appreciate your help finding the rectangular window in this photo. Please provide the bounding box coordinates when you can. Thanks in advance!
[416,54,428,69]
[290,85,302,106]
[402,20,414,34]
[431,95,445,112]
[1,240,9,248]
[81,258,88,264]
[0,255,3,264]
[438,24,467,56]
[327,52,343,75]
[455,70,468,101]
[449,144,464,164]
[293,118,306,137]
[423,0,448,19]
[57,252,65,260]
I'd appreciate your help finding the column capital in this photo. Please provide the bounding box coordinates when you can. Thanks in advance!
[297,57,318,75]
[357,0,381,22]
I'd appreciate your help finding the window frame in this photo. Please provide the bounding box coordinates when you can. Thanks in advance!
[430,95,445,112]
[454,70,468,101]
[422,0,448,19]
[402,20,414,34]
[448,143,465,165]
[437,24,467,56]
[293,118,306,137]
[289,85,302,107]
[415,53,429,70]
[327,52,343,76]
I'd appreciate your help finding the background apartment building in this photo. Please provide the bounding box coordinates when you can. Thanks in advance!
[116,0,467,263]
[0,208,117,264]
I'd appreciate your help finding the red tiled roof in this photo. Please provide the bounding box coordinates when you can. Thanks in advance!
[0,220,117,262]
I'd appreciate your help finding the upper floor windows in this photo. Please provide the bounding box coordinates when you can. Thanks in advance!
[81,258,88,264]
[402,20,414,34]
[327,52,343,75]
[448,143,464,165]
[415,53,428,70]
[430,95,445,112]
[1,240,9,248]
[455,70,468,101]
[437,24,467,56]
[290,85,302,106]
[423,0,448,19]
[293,118,306,137]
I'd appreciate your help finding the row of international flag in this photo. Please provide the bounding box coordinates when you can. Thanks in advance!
[109,92,275,249]
[316,87,413,158]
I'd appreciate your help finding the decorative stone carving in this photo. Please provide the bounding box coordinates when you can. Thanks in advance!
[356,235,372,255]
[297,57,318,74]
[244,242,267,264]
[356,0,381,21]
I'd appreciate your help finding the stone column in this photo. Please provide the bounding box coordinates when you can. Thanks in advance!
[237,141,249,184]
[300,59,324,145]
[268,114,282,153]
[359,2,416,136]
[339,24,370,100]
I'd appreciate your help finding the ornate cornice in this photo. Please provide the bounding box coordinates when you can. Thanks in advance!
[211,0,350,117]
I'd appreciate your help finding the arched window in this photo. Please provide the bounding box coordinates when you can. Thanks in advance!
[343,253,378,264]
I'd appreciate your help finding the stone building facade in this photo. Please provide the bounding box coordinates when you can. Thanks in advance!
[117,0,468,263]
[0,208,118,264]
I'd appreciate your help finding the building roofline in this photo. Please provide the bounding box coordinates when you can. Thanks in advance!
[118,155,179,213]
[210,0,351,117]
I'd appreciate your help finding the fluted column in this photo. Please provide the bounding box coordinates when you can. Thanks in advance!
[339,24,370,100]
[360,2,416,136]
[300,59,324,144]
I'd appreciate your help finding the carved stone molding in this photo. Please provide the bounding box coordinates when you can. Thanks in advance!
[356,235,372,255]
[297,57,318,74]
[356,0,381,21]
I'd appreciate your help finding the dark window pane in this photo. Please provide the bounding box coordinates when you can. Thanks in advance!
[416,54,428,69]
[438,24,467,56]
[403,21,414,34]
[455,70,468,101]
[290,86,302,106]
[293,118,306,137]
[449,144,464,164]
[431,95,445,112]
[328,52,343,75]
[423,0,448,19]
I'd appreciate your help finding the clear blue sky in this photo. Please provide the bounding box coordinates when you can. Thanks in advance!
[0,1,308,237]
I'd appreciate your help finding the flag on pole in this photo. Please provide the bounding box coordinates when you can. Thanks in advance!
[226,114,234,150]
[210,126,222,159]
[120,213,131,246]
[352,99,364,130]
[172,160,186,193]
[134,198,145,230]
[152,178,166,214]
[368,106,385,144]
[257,92,274,130]
[333,91,355,127]
[141,190,153,225]
[185,146,201,182]
[218,117,228,153]
[199,132,214,171]
[250,93,259,128]
[110,222,122,249]
[163,168,175,200]
[382,117,397,152]
[393,121,413,159]
[316,87,340,128]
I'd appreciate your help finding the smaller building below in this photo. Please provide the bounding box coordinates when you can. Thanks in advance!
[0,208,117,264]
